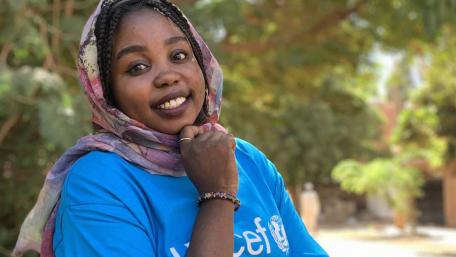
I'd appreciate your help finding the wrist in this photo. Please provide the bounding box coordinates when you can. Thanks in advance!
[198,198,237,211]
[198,191,241,211]
[198,185,238,196]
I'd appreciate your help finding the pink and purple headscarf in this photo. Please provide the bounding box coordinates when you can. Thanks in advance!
[12,0,224,256]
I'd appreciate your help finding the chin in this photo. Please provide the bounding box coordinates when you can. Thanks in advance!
[153,122,193,135]
[143,113,199,134]
[165,128,183,135]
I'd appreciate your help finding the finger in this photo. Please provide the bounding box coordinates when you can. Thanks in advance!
[179,126,202,151]
[194,129,215,143]
[207,131,225,146]
[180,125,206,139]
[213,123,228,133]
[199,123,213,133]
[197,130,232,148]
[226,134,236,151]
[200,131,230,150]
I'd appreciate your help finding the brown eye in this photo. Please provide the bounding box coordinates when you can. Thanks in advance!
[128,63,149,75]
[171,51,188,62]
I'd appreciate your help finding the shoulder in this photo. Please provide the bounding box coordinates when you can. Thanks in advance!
[234,138,289,208]
[68,150,135,187]
[234,137,281,180]
[71,150,127,170]
[61,150,143,206]
[235,137,268,164]
[235,137,260,154]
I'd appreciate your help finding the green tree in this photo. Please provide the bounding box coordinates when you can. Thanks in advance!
[332,158,424,232]
[0,0,95,253]
[177,0,456,192]
[394,29,456,226]
[2,0,456,252]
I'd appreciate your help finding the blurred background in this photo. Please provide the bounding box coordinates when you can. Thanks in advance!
[1,0,456,256]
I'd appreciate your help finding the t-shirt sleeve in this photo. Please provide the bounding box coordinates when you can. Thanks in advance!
[52,151,156,257]
[265,159,329,257]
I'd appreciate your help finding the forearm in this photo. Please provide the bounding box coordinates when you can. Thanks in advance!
[185,199,234,257]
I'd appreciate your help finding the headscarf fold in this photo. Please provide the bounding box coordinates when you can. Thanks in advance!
[12,0,224,256]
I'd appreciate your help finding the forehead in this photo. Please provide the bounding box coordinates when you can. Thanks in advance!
[115,8,184,43]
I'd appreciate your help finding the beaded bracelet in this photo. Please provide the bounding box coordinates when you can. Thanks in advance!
[197,192,241,211]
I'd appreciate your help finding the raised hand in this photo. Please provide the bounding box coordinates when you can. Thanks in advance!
[179,125,238,195]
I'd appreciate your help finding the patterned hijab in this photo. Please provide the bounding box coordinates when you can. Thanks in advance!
[12,0,224,256]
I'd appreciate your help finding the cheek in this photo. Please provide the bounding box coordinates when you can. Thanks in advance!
[183,64,206,104]
[196,76,206,107]
[112,78,148,112]
[115,75,147,95]
[194,69,206,98]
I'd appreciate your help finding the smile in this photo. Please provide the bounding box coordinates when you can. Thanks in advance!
[157,96,187,110]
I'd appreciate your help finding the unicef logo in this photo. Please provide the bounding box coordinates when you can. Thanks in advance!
[268,215,289,253]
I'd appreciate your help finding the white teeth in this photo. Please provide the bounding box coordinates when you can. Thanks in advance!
[158,97,187,110]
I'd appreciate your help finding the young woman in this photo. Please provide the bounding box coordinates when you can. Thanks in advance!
[13,0,329,256]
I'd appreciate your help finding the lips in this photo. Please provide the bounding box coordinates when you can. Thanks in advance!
[157,96,186,109]
[152,90,191,117]
[154,91,189,108]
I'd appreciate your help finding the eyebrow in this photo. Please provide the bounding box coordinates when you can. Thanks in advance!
[116,45,147,60]
[164,36,188,45]
[115,36,189,61]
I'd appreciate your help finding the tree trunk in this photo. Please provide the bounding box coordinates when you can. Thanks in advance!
[393,210,406,230]
[443,159,456,227]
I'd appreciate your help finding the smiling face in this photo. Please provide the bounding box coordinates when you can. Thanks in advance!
[110,8,206,135]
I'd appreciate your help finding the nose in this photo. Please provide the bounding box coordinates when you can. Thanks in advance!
[153,68,181,88]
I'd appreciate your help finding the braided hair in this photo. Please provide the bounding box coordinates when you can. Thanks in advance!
[94,0,209,122]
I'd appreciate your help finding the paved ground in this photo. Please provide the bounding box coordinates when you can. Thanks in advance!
[316,224,456,257]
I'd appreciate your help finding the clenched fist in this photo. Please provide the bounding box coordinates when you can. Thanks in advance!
[179,126,238,195]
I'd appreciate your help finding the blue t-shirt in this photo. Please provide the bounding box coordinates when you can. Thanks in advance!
[53,138,328,257]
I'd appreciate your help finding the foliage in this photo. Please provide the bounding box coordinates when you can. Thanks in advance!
[383,24,456,228]
[0,0,95,253]
[1,0,456,252]
[0,66,91,255]
[332,157,424,219]
[273,82,381,185]
[179,0,456,188]
[393,28,456,160]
